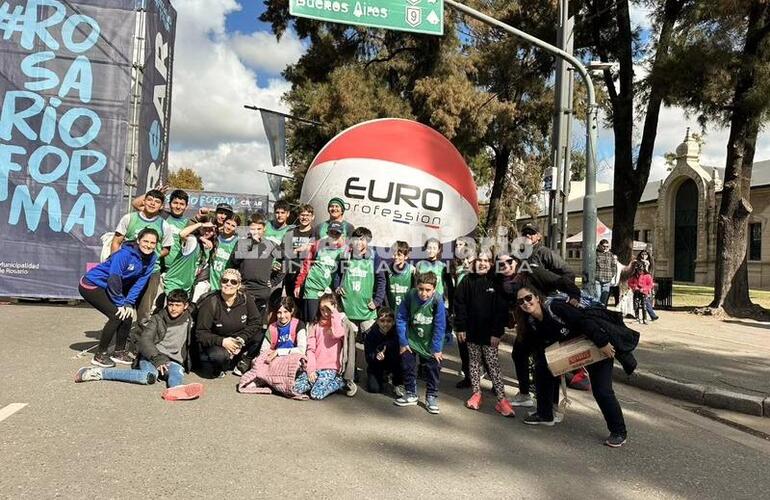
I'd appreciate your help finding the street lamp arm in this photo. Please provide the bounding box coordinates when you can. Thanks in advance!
[444,0,599,293]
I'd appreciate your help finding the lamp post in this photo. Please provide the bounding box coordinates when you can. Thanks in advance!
[444,0,600,292]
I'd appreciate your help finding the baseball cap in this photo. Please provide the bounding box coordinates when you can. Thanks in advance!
[216,203,234,214]
[327,221,344,235]
[520,223,540,236]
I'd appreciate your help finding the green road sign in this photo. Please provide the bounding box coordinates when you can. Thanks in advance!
[289,0,444,35]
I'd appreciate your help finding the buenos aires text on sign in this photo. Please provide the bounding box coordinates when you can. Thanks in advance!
[290,0,444,35]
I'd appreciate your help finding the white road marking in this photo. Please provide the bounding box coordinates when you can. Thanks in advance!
[0,403,27,423]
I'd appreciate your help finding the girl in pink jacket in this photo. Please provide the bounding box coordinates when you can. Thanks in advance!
[627,263,654,324]
[293,294,357,399]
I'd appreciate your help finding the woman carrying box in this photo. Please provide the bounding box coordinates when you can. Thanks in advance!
[513,280,628,448]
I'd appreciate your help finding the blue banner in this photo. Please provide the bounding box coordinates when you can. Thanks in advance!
[0,0,136,298]
[134,0,175,194]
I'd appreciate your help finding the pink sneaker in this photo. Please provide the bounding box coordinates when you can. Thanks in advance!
[465,392,482,410]
[495,399,516,417]
[162,383,204,401]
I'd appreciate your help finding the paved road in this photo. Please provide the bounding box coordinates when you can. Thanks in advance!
[1,303,769,499]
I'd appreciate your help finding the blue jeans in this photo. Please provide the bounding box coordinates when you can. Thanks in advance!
[402,351,440,397]
[293,369,345,400]
[645,296,658,320]
[101,359,185,388]
[595,281,611,306]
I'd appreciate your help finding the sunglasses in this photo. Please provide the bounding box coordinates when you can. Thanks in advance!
[517,294,535,305]
[500,258,514,266]
[221,278,240,286]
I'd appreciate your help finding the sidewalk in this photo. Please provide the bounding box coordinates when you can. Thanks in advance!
[613,310,770,417]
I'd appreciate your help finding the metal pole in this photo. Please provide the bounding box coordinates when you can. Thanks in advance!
[548,0,571,251]
[560,65,575,259]
[445,0,598,292]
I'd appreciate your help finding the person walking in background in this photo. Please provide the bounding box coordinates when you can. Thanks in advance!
[628,262,654,324]
[79,228,159,368]
[595,239,617,306]
[636,250,659,321]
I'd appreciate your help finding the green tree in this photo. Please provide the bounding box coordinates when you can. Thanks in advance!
[661,0,770,316]
[168,167,204,191]
[261,2,560,229]
[576,0,691,262]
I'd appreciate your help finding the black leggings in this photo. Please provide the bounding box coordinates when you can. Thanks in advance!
[78,282,132,352]
[512,337,532,395]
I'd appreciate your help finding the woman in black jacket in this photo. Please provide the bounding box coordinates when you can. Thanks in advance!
[497,251,582,409]
[514,281,628,448]
[195,269,263,378]
[454,250,514,417]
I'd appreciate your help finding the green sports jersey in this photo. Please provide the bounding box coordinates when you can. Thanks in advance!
[162,215,189,268]
[416,259,447,297]
[124,212,166,272]
[210,235,238,291]
[341,255,376,321]
[387,263,414,310]
[303,246,343,299]
[163,238,200,294]
[407,292,438,358]
[264,221,294,246]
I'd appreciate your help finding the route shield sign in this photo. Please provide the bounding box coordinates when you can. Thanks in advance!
[289,0,444,35]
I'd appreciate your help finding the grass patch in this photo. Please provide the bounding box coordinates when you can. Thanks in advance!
[672,283,770,309]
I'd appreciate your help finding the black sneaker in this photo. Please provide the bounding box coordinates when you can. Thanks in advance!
[455,378,471,389]
[110,350,133,365]
[523,413,555,427]
[91,351,115,368]
[605,433,627,448]
[233,357,252,377]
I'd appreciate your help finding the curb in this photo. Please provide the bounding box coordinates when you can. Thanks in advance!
[612,366,769,418]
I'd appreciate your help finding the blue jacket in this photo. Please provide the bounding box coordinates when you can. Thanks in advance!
[84,243,157,307]
[396,291,446,355]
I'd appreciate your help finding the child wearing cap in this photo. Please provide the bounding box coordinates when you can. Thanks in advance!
[294,221,346,322]
[314,197,355,240]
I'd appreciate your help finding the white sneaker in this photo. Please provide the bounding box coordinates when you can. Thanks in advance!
[553,408,564,423]
[510,392,535,407]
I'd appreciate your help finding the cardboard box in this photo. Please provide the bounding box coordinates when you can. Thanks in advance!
[545,336,609,376]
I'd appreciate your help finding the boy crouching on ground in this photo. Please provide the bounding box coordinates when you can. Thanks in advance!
[75,289,203,401]
[394,273,446,414]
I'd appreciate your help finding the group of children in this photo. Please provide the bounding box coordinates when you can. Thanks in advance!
[75,188,467,413]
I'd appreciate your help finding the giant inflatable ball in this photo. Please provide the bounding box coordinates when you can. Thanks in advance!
[300,119,479,248]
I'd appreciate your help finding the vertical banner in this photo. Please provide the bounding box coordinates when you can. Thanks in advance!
[0,0,137,298]
[136,0,175,194]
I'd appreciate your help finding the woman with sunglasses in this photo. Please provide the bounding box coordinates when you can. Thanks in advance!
[495,252,582,409]
[514,282,628,448]
[454,249,514,416]
[194,269,262,378]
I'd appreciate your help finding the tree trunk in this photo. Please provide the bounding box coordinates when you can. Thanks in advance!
[711,1,770,315]
[607,1,637,264]
[485,146,511,231]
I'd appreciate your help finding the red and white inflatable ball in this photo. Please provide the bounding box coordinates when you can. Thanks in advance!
[300,119,479,247]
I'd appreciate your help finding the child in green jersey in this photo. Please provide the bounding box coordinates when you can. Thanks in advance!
[169,217,218,300]
[393,272,446,414]
[209,215,241,292]
[294,221,346,322]
[386,241,415,311]
[335,227,386,342]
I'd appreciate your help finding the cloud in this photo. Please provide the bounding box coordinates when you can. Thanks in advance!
[169,142,275,193]
[629,4,654,31]
[229,31,305,74]
[167,0,305,195]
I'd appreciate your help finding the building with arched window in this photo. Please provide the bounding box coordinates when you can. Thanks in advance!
[522,132,770,289]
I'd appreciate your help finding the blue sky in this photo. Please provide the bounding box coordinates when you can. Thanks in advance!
[167,0,770,196]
